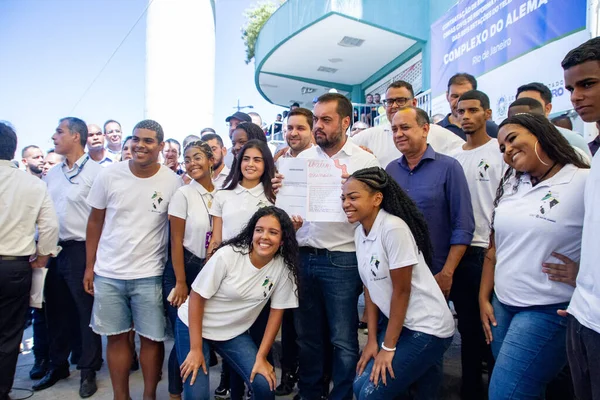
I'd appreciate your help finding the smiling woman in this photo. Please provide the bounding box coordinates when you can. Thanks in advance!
[175,206,299,400]
[481,113,591,399]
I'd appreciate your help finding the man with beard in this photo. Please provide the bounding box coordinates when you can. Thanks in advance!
[273,93,379,400]
[103,120,123,161]
[22,145,45,177]
[201,133,229,189]
[42,150,64,176]
[87,124,113,166]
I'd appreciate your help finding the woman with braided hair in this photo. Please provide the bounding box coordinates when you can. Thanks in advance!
[479,113,589,399]
[343,167,455,399]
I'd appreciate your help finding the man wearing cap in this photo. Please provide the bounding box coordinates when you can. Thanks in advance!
[0,122,59,400]
[223,111,251,168]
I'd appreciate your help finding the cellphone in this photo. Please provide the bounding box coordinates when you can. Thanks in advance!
[167,288,175,303]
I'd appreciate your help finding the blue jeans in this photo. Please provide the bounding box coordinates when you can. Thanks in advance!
[163,249,204,395]
[294,248,363,400]
[489,295,569,399]
[353,315,452,400]
[174,318,274,400]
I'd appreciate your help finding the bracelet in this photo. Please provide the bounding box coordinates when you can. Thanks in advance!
[381,342,396,352]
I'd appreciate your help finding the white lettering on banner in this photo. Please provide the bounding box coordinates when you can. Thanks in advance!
[442,0,550,66]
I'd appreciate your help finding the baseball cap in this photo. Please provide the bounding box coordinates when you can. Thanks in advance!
[225,111,252,123]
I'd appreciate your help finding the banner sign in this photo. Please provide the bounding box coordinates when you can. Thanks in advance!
[430,0,587,96]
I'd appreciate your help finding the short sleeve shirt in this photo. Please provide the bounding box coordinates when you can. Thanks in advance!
[177,245,298,340]
[355,209,455,338]
[168,180,215,258]
[87,162,182,279]
[210,183,273,241]
[494,164,588,307]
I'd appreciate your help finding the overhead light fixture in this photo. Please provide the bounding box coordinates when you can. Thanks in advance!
[301,86,316,94]
[318,66,338,73]
[328,58,343,63]
[338,36,365,47]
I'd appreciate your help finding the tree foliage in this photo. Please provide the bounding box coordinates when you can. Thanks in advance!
[242,1,283,64]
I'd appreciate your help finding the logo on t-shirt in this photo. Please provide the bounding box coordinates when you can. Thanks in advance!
[257,199,270,208]
[531,191,560,222]
[477,159,491,182]
[262,276,274,298]
[151,191,164,212]
[369,255,386,281]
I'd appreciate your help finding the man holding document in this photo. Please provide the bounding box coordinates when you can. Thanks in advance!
[274,93,379,400]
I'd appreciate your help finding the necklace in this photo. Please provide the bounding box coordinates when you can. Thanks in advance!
[531,162,557,186]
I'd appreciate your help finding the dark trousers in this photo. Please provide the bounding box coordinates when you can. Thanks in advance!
[567,314,600,400]
[32,305,49,361]
[280,309,298,372]
[0,257,32,399]
[45,241,102,374]
[450,246,494,400]
[162,249,204,396]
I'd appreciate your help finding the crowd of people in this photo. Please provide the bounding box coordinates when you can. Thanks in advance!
[1,36,600,400]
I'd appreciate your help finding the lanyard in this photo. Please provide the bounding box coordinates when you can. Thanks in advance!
[199,191,213,249]
[62,155,90,185]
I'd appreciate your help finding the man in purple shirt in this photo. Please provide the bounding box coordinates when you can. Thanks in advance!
[385,107,474,296]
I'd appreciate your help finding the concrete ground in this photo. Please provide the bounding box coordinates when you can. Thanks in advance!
[12,311,479,399]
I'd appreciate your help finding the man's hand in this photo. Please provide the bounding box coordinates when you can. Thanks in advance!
[83,266,95,296]
[542,252,579,287]
[271,173,284,194]
[30,254,50,269]
[434,269,453,298]
[291,215,304,232]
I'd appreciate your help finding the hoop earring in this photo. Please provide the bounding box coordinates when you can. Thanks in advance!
[534,141,550,166]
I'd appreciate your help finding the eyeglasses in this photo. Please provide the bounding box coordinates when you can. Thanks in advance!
[383,97,411,107]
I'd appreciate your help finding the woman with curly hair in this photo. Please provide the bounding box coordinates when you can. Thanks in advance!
[344,167,455,399]
[175,206,299,400]
[479,113,589,399]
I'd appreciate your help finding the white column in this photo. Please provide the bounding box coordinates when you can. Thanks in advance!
[145,0,215,143]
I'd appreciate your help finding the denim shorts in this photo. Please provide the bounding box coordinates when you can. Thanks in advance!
[91,274,167,341]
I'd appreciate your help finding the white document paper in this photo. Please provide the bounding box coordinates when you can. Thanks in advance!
[276,158,347,222]
[30,267,48,308]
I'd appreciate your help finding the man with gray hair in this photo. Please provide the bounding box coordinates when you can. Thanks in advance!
[34,117,104,397]
[84,119,181,400]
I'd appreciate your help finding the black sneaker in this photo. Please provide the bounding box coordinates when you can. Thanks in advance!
[214,372,231,400]
[275,370,297,396]
[29,359,48,380]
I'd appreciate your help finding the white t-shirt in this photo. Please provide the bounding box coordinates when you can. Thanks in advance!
[212,165,230,190]
[168,180,215,259]
[493,164,588,307]
[87,162,182,279]
[451,139,505,248]
[295,139,380,252]
[351,123,465,169]
[210,183,273,241]
[177,245,298,341]
[568,152,600,333]
[45,154,103,241]
[356,209,455,338]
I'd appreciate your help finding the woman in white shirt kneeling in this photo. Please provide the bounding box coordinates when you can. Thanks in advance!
[342,167,455,400]
[176,206,299,400]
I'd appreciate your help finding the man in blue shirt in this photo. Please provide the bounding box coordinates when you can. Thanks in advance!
[386,106,474,298]
[438,73,499,140]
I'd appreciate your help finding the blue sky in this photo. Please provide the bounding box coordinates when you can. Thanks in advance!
[0,0,284,155]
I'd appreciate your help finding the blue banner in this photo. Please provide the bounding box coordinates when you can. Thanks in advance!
[430,0,587,96]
